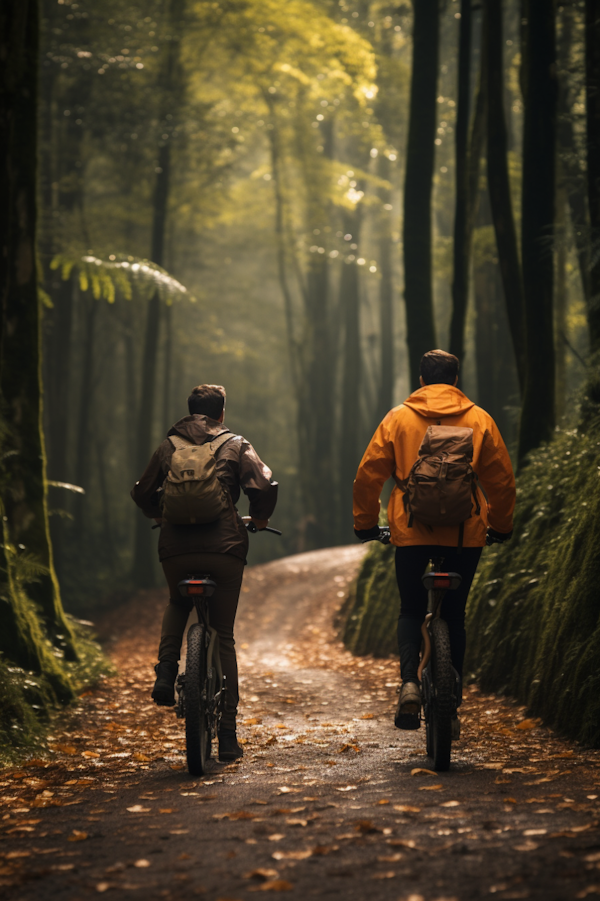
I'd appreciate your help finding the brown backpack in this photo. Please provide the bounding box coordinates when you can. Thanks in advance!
[160,431,235,525]
[396,425,480,546]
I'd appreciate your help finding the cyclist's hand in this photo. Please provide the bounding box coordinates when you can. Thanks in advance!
[153,517,162,525]
[486,527,512,546]
[354,525,390,544]
[251,517,269,531]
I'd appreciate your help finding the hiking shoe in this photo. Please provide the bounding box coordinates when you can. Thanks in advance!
[218,730,243,762]
[395,681,422,730]
[151,661,178,707]
[451,715,461,741]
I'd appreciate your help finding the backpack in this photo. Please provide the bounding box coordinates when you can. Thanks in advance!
[160,431,235,525]
[396,425,480,547]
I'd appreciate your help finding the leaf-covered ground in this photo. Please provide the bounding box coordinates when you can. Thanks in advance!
[1,546,600,900]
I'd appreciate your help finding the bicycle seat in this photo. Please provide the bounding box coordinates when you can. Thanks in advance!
[178,575,217,598]
[422,572,462,591]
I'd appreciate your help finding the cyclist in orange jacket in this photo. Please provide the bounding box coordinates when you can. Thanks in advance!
[353,350,515,733]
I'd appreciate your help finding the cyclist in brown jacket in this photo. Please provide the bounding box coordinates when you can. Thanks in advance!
[132,384,277,761]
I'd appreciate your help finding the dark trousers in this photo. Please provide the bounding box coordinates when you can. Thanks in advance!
[395,545,482,685]
[159,552,245,731]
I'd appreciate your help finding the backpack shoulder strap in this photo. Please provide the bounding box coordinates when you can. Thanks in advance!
[209,431,237,455]
[169,434,193,451]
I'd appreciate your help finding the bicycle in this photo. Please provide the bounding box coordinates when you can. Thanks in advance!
[175,517,281,776]
[361,531,462,772]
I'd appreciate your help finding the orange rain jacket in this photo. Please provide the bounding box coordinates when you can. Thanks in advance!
[353,384,516,548]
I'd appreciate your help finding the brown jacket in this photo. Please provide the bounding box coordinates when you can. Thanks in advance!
[353,384,515,547]
[131,415,278,562]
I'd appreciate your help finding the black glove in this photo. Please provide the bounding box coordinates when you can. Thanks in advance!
[354,525,382,542]
[486,528,513,546]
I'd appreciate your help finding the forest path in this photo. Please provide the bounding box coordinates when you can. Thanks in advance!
[2,546,600,901]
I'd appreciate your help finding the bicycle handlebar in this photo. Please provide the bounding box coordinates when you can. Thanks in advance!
[241,516,282,536]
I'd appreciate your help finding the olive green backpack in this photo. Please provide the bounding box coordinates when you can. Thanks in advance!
[160,431,235,525]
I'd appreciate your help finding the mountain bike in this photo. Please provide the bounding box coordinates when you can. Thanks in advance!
[175,518,281,776]
[361,532,462,771]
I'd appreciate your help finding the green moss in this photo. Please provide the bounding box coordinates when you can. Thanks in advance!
[343,370,600,746]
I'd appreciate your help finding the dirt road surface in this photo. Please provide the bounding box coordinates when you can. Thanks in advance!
[2,546,600,901]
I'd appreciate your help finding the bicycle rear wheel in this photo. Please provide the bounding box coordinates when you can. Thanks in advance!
[428,618,454,772]
[185,623,210,776]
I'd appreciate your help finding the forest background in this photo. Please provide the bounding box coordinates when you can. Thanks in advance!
[1,0,598,751]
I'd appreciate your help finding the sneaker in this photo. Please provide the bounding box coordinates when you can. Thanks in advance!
[218,730,243,762]
[451,715,461,741]
[395,681,422,730]
[151,661,178,707]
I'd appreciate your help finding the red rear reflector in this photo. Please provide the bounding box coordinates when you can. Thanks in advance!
[433,578,450,589]
[187,585,204,595]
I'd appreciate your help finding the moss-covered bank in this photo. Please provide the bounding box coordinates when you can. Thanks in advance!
[342,373,600,746]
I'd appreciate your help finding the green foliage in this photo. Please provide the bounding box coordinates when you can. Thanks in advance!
[50,253,191,305]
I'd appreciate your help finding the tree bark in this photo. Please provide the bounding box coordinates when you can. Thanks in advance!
[0,0,76,665]
[586,0,600,350]
[132,0,184,586]
[402,0,439,388]
[518,0,558,461]
[376,155,394,423]
[449,0,473,362]
[485,0,526,393]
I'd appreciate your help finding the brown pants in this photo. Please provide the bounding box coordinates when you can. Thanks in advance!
[159,552,245,731]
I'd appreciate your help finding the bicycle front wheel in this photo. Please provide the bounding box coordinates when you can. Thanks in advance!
[185,623,210,776]
[428,618,454,772]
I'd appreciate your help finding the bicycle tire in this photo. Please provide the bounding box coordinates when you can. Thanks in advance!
[185,623,210,776]
[429,618,454,772]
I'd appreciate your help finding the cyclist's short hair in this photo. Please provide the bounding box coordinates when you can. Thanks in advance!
[420,349,459,386]
[188,384,226,419]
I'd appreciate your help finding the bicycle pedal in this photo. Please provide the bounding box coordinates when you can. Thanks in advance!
[395,712,421,731]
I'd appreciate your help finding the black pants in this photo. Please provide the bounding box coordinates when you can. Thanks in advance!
[159,552,245,732]
[395,545,482,685]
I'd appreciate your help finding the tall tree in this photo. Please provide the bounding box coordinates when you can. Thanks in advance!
[0,0,76,668]
[518,0,558,460]
[402,0,439,388]
[449,0,473,362]
[586,0,600,350]
[485,0,526,393]
[132,0,185,586]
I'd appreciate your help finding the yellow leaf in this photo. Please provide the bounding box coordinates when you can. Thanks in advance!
[56,744,78,755]
[360,714,374,720]
[419,784,444,791]
[515,718,542,731]
[394,804,421,813]
[411,768,437,777]
[127,805,150,813]
[133,753,152,763]
[82,751,100,759]
[68,830,89,842]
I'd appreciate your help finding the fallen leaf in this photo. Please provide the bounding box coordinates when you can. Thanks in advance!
[311,845,339,856]
[440,801,460,808]
[335,785,357,792]
[127,805,150,813]
[419,784,443,791]
[96,883,110,893]
[159,809,173,814]
[360,714,374,720]
[504,798,518,804]
[394,805,421,814]
[272,850,312,861]
[515,718,542,731]
[245,869,279,881]
[134,859,150,868]
[515,841,539,852]
[133,753,152,763]
[523,829,546,836]
[373,871,396,879]
[82,751,101,759]
[68,830,89,842]
[286,818,308,827]
[268,834,285,842]
[355,820,380,834]
[56,744,78,756]
[245,718,262,726]
[250,880,293,892]
[411,768,437,777]
[377,799,390,806]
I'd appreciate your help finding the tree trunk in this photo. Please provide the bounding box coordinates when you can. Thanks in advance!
[162,302,173,434]
[339,210,363,544]
[518,0,558,461]
[449,0,473,362]
[586,0,600,350]
[486,0,526,393]
[0,0,76,666]
[402,0,439,388]
[557,3,591,314]
[377,155,394,423]
[555,190,568,419]
[132,0,184,586]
